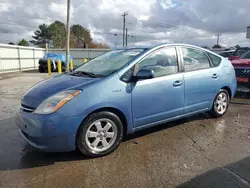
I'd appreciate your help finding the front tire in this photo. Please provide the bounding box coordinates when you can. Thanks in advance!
[77,111,123,157]
[209,89,230,118]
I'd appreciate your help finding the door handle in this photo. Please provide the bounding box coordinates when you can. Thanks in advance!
[173,80,183,87]
[212,73,219,79]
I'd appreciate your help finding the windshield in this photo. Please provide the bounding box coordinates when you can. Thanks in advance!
[241,50,250,59]
[74,49,145,77]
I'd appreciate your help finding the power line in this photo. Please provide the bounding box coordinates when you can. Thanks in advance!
[142,20,179,28]
[0,21,211,41]
[1,15,52,22]
[0,22,124,37]
[139,19,194,38]
[92,32,123,36]
[0,21,37,28]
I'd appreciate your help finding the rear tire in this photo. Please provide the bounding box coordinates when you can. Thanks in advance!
[209,89,230,118]
[77,111,123,157]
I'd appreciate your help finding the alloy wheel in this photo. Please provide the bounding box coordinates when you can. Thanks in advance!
[85,118,118,153]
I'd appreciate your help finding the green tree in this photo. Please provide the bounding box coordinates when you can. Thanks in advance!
[201,46,209,49]
[30,24,51,48]
[71,24,93,48]
[235,44,241,49]
[49,21,66,48]
[212,44,222,48]
[18,39,29,46]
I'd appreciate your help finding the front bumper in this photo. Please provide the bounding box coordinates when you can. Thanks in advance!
[15,109,83,152]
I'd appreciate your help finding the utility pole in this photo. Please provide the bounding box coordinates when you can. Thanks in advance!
[121,12,128,47]
[125,28,128,47]
[217,33,220,46]
[114,34,117,48]
[65,0,71,71]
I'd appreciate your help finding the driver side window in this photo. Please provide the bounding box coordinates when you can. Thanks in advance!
[137,47,178,78]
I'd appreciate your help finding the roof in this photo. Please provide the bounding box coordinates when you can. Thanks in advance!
[112,43,223,56]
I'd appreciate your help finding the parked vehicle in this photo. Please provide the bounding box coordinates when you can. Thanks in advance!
[228,47,250,61]
[15,44,237,157]
[38,53,73,73]
[218,50,236,58]
[231,50,250,87]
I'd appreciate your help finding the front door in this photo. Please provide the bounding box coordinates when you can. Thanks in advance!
[131,47,185,129]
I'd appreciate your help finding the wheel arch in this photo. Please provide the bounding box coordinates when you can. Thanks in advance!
[210,86,232,110]
[77,107,128,137]
[221,86,232,99]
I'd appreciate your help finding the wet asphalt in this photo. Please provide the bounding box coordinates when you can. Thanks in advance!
[0,72,250,188]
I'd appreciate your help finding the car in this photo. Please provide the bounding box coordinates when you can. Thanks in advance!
[231,50,250,87]
[38,53,73,73]
[228,47,250,61]
[15,44,237,157]
[218,50,236,58]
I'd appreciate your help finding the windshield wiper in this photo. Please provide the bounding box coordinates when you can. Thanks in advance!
[71,71,100,78]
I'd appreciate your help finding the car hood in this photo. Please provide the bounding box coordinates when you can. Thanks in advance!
[21,74,97,109]
[231,59,250,67]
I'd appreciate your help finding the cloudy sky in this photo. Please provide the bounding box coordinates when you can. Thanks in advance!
[0,0,249,48]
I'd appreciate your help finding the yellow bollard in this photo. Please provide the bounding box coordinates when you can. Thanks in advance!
[70,59,73,70]
[84,58,88,63]
[58,60,62,74]
[47,59,51,76]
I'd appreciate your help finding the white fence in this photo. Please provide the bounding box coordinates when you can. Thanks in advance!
[0,44,110,73]
[0,44,45,73]
[49,48,110,67]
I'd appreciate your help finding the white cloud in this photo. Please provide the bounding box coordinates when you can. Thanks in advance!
[0,0,249,48]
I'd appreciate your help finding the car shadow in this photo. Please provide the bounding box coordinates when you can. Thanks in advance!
[0,113,210,171]
[177,157,250,188]
[124,113,210,141]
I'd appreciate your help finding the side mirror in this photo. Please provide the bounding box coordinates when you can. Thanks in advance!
[135,69,155,80]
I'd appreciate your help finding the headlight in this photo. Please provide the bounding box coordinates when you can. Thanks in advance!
[34,90,81,114]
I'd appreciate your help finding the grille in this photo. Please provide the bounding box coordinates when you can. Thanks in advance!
[20,103,35,113]
[234,68,250,78]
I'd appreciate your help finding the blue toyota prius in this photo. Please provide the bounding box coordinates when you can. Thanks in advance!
[15,44,237,157]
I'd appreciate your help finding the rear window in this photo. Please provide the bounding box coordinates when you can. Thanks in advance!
[208,53,221,67]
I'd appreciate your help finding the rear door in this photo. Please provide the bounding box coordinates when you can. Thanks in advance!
[179,46,221,114]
